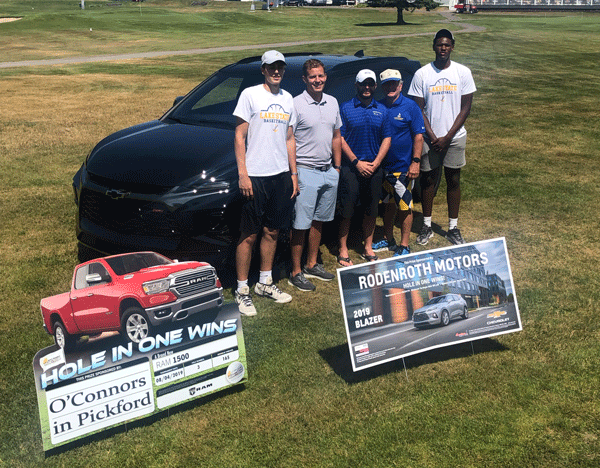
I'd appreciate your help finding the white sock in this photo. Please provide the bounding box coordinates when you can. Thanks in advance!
[449,218,458,230]
[259,271,272,284]
[424,217,432,228]
[237,280,248,292]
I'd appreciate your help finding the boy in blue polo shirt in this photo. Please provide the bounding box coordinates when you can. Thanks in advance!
[337,69,391,266]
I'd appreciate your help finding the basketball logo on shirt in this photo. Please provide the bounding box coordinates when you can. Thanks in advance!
[260,104,291,125]
[429,78,458,102]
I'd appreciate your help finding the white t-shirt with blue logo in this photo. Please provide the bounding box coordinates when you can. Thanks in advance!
[408,61,476,141]
[233,84,297,177]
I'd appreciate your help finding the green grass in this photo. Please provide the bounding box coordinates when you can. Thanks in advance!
[1,3,600,467]
[0,0,440,62]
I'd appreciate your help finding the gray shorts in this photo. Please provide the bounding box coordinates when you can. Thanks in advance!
[293,166,339,230]
[421,134,467,172]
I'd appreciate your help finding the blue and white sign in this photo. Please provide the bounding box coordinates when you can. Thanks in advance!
[337,238,521,371]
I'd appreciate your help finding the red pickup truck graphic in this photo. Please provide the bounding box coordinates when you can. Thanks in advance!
[40,252,223,351]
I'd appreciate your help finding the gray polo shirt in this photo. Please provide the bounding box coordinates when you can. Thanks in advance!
[293,90,342,167]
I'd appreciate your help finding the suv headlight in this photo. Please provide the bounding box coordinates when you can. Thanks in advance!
[143,279,171,295]
[193,181,230,195]
[170,172,230,196]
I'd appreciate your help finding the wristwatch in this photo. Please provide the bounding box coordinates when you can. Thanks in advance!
[333,165,341,170]
[412,157,421,163]
[352,158,359,167]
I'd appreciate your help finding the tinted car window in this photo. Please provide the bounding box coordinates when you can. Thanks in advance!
[74,265,88,290]
[325,74,407,105]
[169,73,260,124]
[74,263,111,289]
[324,76,361,105]
[89,262,110,281]
[191,76,245,114]
[105,252,172,276]
[170,71,308,124]
[426,296,445,305]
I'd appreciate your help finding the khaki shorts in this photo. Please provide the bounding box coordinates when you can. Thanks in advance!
[421,134,467,172]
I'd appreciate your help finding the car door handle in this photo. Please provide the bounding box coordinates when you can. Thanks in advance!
[87,293,94,297]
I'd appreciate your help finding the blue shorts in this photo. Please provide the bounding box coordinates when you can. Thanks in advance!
[293,166,339,230]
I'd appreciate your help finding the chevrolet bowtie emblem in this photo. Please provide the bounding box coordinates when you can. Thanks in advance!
[106,189,130,200]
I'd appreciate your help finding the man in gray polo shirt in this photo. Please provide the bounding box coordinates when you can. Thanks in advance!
[289,58,342,292]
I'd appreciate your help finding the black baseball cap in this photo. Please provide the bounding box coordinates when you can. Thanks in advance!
[434,29,455,44]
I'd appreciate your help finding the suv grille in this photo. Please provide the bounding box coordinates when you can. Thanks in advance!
[172,269,217,296]
[80,189,178,237]
[88,172,172,194]
[413,312,428,321]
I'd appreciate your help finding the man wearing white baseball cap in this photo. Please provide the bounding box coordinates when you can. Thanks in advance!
[232,50,298,315]
[373,69,425,257]
[337,69,391,266]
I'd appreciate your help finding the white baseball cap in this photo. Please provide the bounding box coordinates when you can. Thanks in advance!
[261,50,286,66]
[380,69,402,84]
[355,69,377,83]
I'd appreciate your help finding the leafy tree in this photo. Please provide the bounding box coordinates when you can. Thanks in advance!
[367,0,440,25]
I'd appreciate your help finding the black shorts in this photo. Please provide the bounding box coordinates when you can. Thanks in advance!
[338,165,383,219]
[240,172,294,235]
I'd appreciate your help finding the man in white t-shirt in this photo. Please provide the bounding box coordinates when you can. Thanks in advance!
[232,50,299,316]
[408,29,476,246]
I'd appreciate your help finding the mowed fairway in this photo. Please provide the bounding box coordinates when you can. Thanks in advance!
[1,2,599,467]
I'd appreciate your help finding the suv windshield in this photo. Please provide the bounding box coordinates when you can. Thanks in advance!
[106,252,172,275]
[164,65,398,128]
[168,70,308,125]
[173,73,260,121]
[426,296,448,305]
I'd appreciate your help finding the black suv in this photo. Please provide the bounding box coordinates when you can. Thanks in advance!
[74,52,421,265]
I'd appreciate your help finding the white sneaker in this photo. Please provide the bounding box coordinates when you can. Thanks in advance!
[254,277,292,303]
[234,286,257,316]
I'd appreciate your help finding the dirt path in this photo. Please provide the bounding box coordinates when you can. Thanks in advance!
[0,11,484,69]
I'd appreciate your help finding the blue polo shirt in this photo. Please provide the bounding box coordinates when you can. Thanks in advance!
[379,94,425,173]
[340,97,391,163]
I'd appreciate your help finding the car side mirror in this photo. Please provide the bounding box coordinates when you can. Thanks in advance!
[85,273,104,284]
[172,96,184,107]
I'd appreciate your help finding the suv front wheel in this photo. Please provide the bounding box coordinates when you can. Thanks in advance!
[440,310,450,326]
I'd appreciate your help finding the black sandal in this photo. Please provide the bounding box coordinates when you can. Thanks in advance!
[360,253,378,262]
